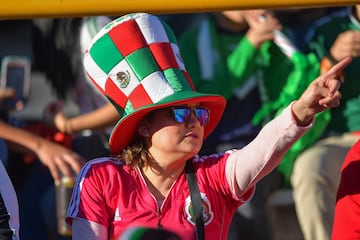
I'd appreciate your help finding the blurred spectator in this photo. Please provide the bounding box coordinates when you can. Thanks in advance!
[28,17,117,240]
[43,16,119,160]
[273,7,346,51]
[332,137,360,239]
[289,5,360,240]
[0,19,87,240]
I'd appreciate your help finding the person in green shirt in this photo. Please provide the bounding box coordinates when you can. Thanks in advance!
[290,5,360,240]
[179,9,306,152]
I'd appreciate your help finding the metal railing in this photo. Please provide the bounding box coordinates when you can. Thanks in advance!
[0,0,359,19]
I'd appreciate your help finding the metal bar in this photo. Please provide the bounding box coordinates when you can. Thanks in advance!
[0,0,359,20]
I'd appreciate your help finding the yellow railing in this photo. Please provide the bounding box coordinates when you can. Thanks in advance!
[0,0,359,19]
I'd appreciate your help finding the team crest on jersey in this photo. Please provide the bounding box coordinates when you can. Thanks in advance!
[185,193,213,225]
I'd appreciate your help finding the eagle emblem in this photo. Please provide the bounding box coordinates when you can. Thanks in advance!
[116,71,130,88]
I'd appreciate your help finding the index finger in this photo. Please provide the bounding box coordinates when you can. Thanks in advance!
[325,56,352,78]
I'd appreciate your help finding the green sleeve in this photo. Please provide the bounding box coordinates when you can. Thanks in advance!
[179,18,261,100]
[226,37,261,82]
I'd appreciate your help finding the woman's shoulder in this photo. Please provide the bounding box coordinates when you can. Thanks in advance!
[85,156,122,167]
[192,152,231,168]
[81,157,135,177]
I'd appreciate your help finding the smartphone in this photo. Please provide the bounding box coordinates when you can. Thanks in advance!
[0,56,31,110]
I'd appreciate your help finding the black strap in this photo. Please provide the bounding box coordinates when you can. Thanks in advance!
[185,160,205,240]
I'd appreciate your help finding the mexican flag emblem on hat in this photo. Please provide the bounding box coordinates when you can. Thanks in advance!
[84,13,226,154]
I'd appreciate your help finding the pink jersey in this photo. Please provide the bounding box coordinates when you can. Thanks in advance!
[66,103,310,240]
[67,154,249,240]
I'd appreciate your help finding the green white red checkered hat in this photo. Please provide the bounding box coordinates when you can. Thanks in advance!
[84,13,226,154]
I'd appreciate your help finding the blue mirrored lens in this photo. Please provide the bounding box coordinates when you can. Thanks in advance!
[173,108,191,123]
[194,108,209,126]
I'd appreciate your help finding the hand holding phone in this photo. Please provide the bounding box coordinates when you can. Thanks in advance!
[0,56,31,111]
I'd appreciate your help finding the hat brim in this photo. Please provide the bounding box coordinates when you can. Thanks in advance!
[109,91,226,154]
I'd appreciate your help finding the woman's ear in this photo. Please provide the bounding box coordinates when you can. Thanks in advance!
[138,123,150,137]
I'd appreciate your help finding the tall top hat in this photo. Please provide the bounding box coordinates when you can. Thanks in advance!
[84,13,226,154]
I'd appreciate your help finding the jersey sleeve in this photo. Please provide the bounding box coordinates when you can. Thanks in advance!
[225,103,311,199]
[66,158,119,227]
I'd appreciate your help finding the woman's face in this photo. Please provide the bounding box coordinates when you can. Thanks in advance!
[143,103,206,160]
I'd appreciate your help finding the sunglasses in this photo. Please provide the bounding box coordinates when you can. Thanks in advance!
[172,106,210,126]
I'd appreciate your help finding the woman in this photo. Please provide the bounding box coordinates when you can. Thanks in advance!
[65,13,351,240]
